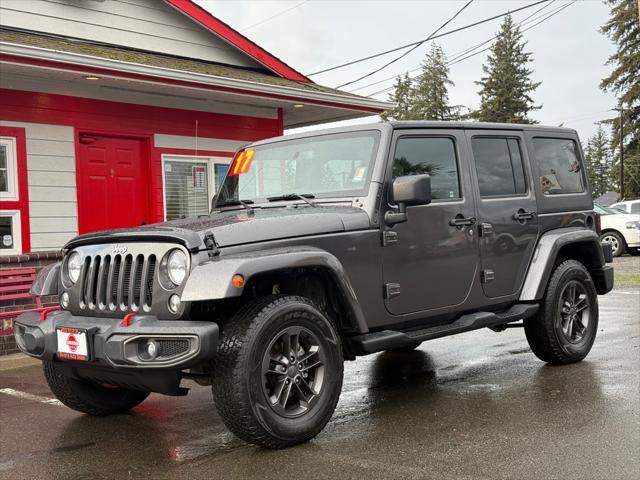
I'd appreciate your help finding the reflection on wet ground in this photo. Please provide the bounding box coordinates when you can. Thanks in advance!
[1,286,638,480]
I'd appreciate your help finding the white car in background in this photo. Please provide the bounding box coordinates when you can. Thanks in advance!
[594,204,640,257]
[610,199,640,215]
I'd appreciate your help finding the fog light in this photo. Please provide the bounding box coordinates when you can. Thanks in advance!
[60,292,69,309]
[168,294,181,313]
[139,339,160,361]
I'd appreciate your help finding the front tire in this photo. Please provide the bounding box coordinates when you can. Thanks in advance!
[600,230,625,257]
[43,360,149,415]
[524,260,598,364]
[211,295,343,449]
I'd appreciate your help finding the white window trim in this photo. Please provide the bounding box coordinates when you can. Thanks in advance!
[0,136,19,201]
[160,154,231,221]
[0,210,22,256]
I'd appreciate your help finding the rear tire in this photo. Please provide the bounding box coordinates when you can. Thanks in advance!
[524,260,598,364]
[600,231,625,257]
[212,295,343,449]
[43,360,149,415]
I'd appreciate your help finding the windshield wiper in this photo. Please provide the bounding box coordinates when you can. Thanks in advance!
[266,193,317,207]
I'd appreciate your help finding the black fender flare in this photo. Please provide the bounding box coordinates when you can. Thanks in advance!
[519,228,608,300]
[182,246,368,333]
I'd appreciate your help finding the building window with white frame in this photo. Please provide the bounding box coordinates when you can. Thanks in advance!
[162,156,230,221]
[0,211,22,255]
[0,136,18,201]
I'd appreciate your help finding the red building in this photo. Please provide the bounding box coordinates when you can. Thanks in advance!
[0,0,388,352]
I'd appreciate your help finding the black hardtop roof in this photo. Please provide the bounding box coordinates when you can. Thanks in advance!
[388,120,576,134]
[248,121,577,148]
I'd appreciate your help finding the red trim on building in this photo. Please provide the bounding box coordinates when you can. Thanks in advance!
[0,55,384,115]
[277,107,284,136]
[155,147,235,158]
[163,0,310,83]
[0,126,31,253]
[1,88,279,139]
[1,89,280,225]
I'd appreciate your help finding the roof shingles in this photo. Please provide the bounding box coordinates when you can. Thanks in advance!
[0,29,370,100]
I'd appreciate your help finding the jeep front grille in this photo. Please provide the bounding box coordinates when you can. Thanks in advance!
[80,254,157,312]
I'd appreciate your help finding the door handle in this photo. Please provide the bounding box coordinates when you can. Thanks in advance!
[513,210,536,222]
[449,215,477,229]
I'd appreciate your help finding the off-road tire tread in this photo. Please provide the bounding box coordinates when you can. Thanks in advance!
[43,360,149,415]
[211,295,343,449]
[524,260,597,364]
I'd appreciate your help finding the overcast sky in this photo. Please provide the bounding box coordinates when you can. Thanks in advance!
[196,0,618,142]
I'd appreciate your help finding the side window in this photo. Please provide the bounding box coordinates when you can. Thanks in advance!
[0,136,18,201]
[471,137,527,197]
[631,203,640,214]
[532,138,584,195]
[392,137,460,200]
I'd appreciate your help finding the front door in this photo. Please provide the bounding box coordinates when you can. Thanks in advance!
[382,130,479,316]
[77,134,149,234]
[467,131,539,298]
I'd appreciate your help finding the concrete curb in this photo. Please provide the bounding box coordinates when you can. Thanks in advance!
[0,353,40,371]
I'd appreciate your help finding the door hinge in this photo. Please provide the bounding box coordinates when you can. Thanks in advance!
[384,283,401,299]
[481,269,495,283]
[382,230,398,246]
[479,223,493,236]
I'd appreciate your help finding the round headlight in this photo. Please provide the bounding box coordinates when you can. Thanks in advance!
[66,252,82,284]
[167,249,188,286]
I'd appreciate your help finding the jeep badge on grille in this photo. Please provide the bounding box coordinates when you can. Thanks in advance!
[112,244,128,255]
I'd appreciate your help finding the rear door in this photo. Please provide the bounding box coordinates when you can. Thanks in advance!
[467,130,539,298]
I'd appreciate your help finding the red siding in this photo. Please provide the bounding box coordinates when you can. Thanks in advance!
[1,88,281,224]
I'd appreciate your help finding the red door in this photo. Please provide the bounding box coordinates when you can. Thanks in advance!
[77,134,149,234]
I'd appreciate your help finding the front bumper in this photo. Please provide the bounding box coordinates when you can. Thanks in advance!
[14,310,219,394]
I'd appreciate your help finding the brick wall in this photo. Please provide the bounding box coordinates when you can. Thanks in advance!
[0,251,62,355]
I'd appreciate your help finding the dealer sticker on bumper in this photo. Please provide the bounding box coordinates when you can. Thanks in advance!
[56,327,89,361]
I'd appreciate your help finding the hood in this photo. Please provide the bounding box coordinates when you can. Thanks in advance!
[65,205,372,251]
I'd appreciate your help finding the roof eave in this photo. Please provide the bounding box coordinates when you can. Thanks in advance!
[163,0,311,83]
[0,42,391,115]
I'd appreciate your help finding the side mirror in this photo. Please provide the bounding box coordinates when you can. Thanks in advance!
[385,174,431,226]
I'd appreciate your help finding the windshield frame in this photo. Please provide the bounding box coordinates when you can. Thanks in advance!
[214,129,382,207]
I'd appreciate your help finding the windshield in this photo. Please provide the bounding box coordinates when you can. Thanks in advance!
[215,130,380,206]
[594,204,621,215]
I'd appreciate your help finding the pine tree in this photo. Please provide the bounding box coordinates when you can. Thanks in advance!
[412,43,460,120]
[381,73,415,121]
[585,125,616,198]
[473,15,541,123]
[600,0,640,199]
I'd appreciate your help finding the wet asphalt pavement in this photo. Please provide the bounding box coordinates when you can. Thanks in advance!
[1,283,638,479]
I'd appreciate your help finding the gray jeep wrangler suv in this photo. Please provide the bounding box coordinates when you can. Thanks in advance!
[15,121,614,448]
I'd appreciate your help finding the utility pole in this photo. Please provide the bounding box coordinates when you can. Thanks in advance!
[619,105,624,200]
[613,105,625,200]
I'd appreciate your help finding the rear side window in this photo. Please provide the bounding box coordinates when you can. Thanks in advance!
[471,137,527,197]
[532,138,584,195]
[392,137,460,200]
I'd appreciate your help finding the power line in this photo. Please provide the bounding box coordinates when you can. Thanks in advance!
[348,0,558,94]
[366,0,576,98]
[307,0,550,76]
[241,1,308,32]
[334,0,474,89]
